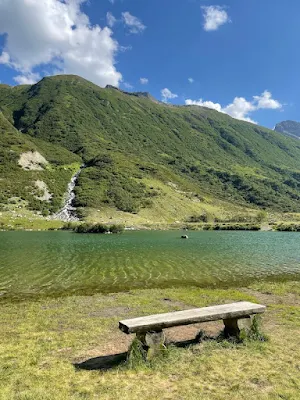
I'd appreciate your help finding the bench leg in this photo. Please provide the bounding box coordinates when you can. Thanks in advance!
[136,330,165,359]
[223,318,240,338]
[223,317,251,339]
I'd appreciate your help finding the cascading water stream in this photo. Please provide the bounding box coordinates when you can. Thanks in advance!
[54,165,84,222]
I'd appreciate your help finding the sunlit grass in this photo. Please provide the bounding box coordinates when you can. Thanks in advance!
[0,281,299,399]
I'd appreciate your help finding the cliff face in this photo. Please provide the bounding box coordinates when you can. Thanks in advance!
[274,120,300,139]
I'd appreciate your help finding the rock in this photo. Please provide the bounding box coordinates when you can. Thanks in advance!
[274,120,300,139]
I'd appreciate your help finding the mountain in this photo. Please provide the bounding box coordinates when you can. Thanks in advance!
[2,74,300,225]
[274,120,300,140]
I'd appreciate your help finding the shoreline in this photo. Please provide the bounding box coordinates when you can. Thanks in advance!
[1,222,299,232]
[1,273,299,305]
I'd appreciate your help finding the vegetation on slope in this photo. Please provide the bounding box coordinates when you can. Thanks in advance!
[2,75,300,222]
[0,111,81,214]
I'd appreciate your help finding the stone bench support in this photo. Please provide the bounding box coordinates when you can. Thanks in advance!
[119,301,266,356]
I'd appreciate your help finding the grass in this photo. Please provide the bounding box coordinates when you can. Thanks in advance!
[0,208,64,231]
[0,281,299,399]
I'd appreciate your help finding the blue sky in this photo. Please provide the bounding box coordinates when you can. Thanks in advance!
[0,0,299,128]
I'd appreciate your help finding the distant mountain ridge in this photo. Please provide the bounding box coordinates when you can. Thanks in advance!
[274,120,300,139]
[2,74,300,223]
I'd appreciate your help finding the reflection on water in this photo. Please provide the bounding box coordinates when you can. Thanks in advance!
[0,231,299,301]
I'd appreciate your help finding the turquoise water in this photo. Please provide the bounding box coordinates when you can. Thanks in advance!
[0,231,299,301]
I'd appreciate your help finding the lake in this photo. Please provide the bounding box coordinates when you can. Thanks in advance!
[0,231,300,301]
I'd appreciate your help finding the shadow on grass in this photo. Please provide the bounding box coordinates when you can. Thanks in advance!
[74,352,128,371]
[74,333,208,371]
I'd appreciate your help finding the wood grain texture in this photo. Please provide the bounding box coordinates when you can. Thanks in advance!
[119,302,266,334]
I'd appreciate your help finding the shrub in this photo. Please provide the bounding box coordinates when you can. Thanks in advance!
[256,210,268,223]
[240,316,269,342]
[275,223,300,232]
[202,223,260,231]
[188,213,209,223]
[61,222,78,231]
[74,223,124,234]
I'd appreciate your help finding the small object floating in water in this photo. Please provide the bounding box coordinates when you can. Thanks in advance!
[181,235,189,239]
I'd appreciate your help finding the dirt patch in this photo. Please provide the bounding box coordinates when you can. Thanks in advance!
[74,331,132,362]
[165,321,223,343]
[34,180,53,201]
[75,320,223,363]
[18,151,48,170]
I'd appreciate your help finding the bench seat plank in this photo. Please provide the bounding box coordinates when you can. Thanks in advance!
[119,301,265,334]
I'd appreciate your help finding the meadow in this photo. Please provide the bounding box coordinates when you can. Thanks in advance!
[0,281,299,399]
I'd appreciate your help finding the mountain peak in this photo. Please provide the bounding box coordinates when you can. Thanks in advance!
[105,85,158,103]
[274,120,300,140]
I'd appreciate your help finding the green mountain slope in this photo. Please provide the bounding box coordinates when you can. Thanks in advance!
[275,120,300,140]
[0,111,81,215]
[2,75,300,224]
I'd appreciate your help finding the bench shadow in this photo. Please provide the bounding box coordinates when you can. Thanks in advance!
[74,333,214,371]
[74,352,128,371]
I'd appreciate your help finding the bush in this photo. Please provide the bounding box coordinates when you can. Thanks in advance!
[74,223,124,234]
[61,222,78,231]
[240,316,269,342]
[256,210,268,223]
[275,223,300,232]
[188,213,209,223]
[203,223,260,231]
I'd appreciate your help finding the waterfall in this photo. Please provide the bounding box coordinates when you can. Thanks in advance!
[53,165,84,222]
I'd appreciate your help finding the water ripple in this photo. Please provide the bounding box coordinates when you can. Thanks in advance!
[0,231,300,301]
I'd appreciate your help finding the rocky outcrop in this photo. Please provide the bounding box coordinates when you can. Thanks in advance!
[34,180,53,202]
[274,121,300,139]
[18,151,48,170]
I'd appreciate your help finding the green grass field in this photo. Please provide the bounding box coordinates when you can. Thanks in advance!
[0,281,299,399]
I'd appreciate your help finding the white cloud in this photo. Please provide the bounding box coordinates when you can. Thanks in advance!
[106,12,116,28]
[185,91,282,124]
[161,88,178,103]
[122,12,146,34]
[0,51,11,65]
[188,77,194,83]
[253,90,282,110]
[14,72,42,85]
[140,77,148,85]
[0,0,122,87]
[223,97,256,123]
[186,98,222,112]
[202,6,230,31]
[123,82,133,90]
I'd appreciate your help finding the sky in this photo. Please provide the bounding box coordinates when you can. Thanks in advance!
[0,0,299,128]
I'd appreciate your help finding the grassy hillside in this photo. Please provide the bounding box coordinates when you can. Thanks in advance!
[2,75,300,225]
[0,111,81,215]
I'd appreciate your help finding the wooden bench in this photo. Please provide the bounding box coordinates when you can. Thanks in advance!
[119,301,266,353]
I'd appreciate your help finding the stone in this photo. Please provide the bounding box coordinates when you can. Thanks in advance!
[223,316,251,338]
[136,330,166,359]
